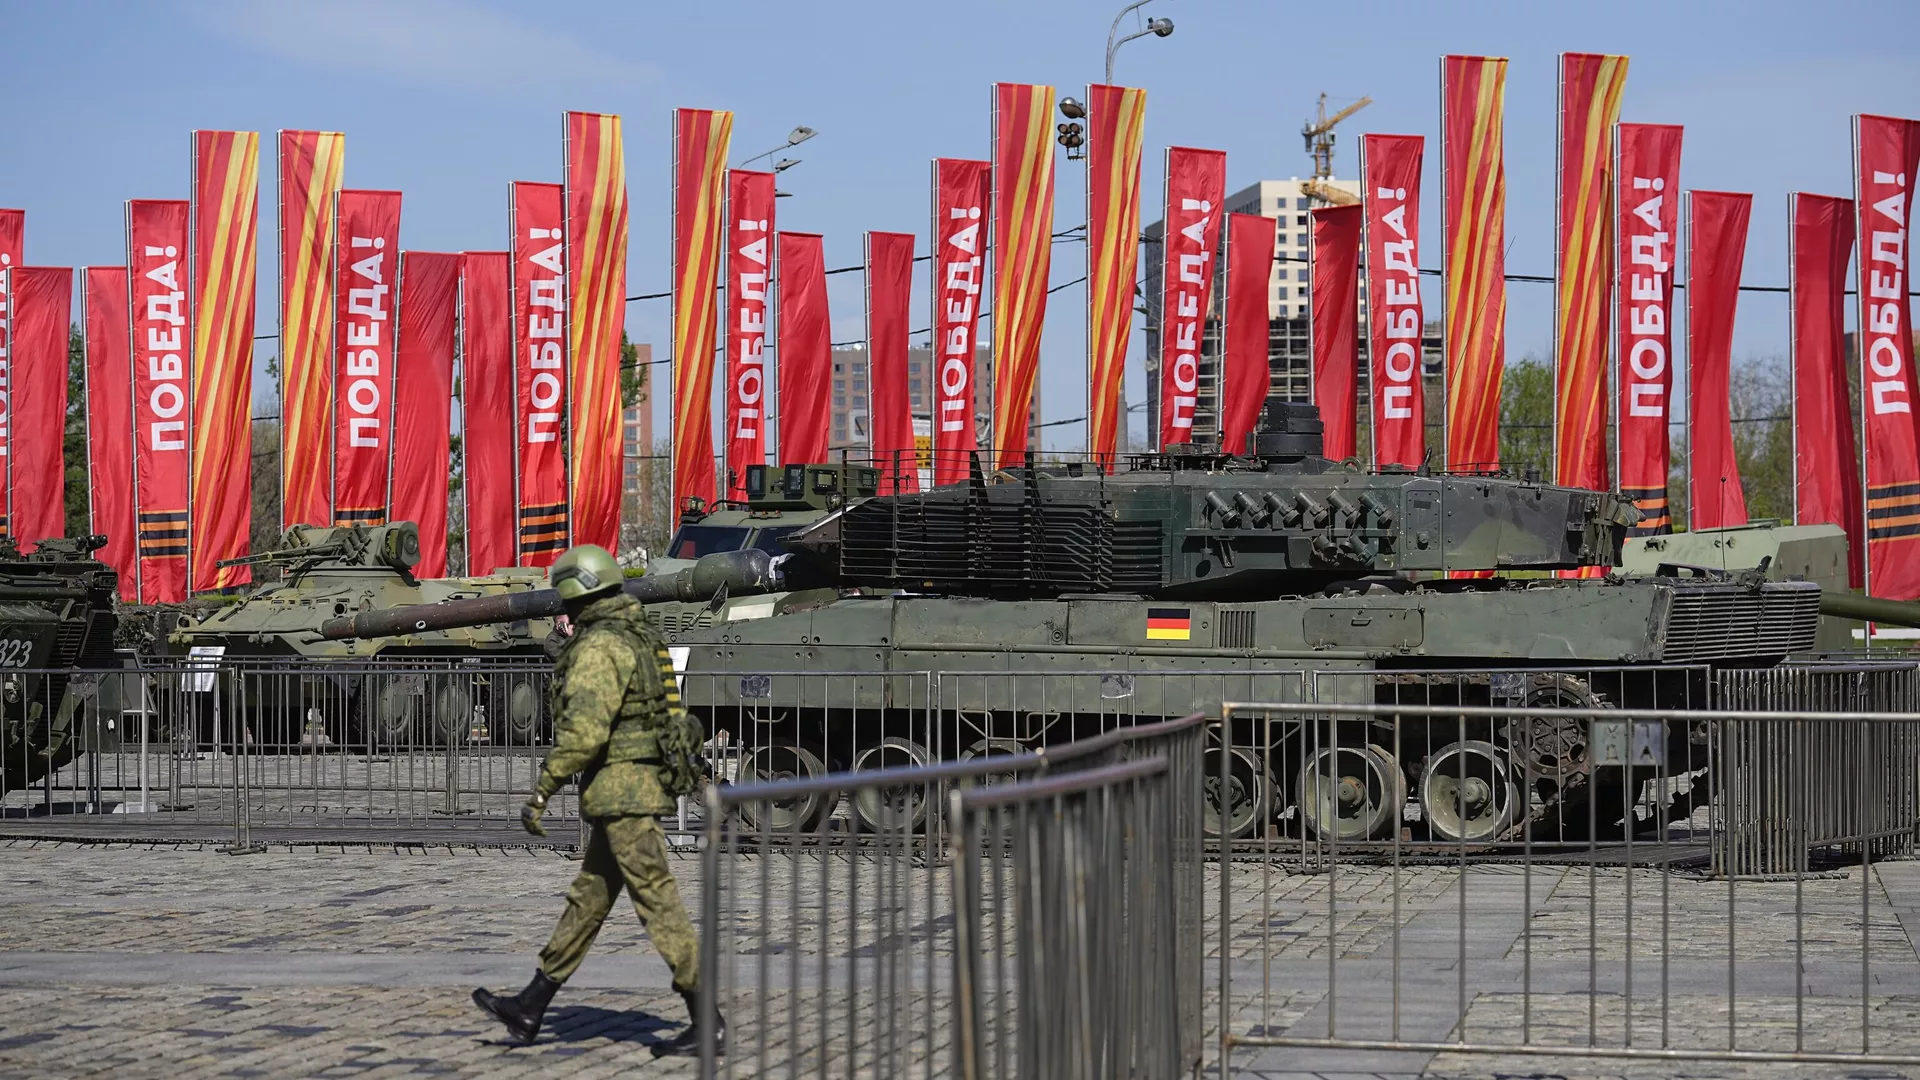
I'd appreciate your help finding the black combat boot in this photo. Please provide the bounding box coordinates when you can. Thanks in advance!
[651,988,726,1058]
[471,969,562,1044]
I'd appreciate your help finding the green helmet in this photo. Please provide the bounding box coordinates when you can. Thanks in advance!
[550,544,623,601]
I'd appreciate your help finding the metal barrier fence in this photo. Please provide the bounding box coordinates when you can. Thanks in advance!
[696,713,1204,1078]
[1217,697,1920,1072]
[951,713,1206,1079]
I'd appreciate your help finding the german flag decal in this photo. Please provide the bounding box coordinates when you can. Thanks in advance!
[1146,607,1192,641]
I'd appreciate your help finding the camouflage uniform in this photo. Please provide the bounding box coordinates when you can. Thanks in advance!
[530,591,700,995]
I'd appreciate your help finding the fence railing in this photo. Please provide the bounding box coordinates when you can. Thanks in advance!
[695,711,1205,1078]
[1216,697,1920,1071]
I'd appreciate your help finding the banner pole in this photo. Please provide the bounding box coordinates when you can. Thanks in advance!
[1609,124,1623,496]
[1850,116,1872,599]
[1682,189,1694,533]
[1787,192,1800,525]
[185,135,198,593]
[668,111,679,529]
[1360,138,1376,471]
[387,252,404,524]
[1437,58,1451,471]
[988,85,1000,467]
[123,202,144,602]
[276,133,288,534]
[508,184,523,565]
[1551,57,1565,485]
[1085,83,1094,461]
[1156,145,1169,453]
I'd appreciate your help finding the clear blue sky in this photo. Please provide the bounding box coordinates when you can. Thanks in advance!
[4,0,1917,450]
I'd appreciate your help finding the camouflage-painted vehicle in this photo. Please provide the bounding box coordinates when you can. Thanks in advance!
[0,537,122,797]
[317,405,1920,843]
[165,522,558,746]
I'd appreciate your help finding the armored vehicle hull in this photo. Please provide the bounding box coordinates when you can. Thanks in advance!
[167,523,558,747]
[660,570,1820,839]
[0,538,122,797]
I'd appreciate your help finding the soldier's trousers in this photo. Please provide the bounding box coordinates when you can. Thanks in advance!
[537,814,700,994]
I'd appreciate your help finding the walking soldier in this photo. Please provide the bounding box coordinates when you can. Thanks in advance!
[472,544,722,1057]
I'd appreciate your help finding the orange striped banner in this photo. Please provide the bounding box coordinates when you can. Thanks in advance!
[190,130,259,591]
[277,130,344,530]
[991,83,1056,459]
[566,111,628,551]
[1554,53,1628,493]
[1441,56,1508,475]
[671,108,732,510]
[1085,83,1146,469]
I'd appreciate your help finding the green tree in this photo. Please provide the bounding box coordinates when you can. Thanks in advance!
[1498,355,1554,480]
[63,326,87,538]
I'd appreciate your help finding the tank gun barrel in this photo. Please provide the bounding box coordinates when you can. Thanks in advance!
[316,549,782,641]
[622,549,778,604]
[1819,590,1920,631]
[320,589,566,640]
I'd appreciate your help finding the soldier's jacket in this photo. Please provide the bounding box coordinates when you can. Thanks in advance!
[533,592,684,817]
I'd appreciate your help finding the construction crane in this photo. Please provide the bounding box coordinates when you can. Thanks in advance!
[1300,93,1371,206]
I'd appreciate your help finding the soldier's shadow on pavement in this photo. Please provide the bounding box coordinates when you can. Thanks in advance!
[480,1005,681,1047]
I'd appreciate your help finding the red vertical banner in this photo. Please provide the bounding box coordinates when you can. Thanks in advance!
[931,158,990,485]
[1220,212,1275,454]
[278,130,345,530]
[1362,133,1427,468]
[1311,205,1363,461]
[511,181,568,566]
[991,82,1056,459]
[1157,146,1226,448]
[84,266,137,597]
[1790,192,1863,585]
[1085,83,1147,467]
[777,232,830,466]
[331,189,401,527]
[127,199,192,602]
[725,169,775,500]
[392,252,459,577]
[7,267,70,549]
[866,230,917,492]
[1614,124,1683,535]
[1441,55,1508,473]
[671,108,733,512]
[1555,53,1629,491]
[1855,114,1920,598]
[564,111,627,553]
[1685,190,1752,531]
[460,251,515,575]
[190,130,258,590]
[0,209,20,268]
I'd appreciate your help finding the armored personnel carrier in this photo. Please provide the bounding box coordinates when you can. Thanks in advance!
[0,537,122,796]
[327,403,1877,844]
[166,522,557,746]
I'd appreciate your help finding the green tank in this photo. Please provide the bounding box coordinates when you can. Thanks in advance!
[165,522,558,746]
[0,536,122,797]
[326,403,1841,844]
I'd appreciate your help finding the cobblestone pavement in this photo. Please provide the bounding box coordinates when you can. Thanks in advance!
[5,840,1920,1078]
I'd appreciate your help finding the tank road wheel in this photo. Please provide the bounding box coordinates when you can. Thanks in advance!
[737,744,829,834]
[959,737,1030,788]
[851,737,934,833]
[1420,740,1521,843]
[1298,744,1404,843]
[503,680,543,744]
[431,680,475,746]
[1202,746,1274,841]
[362,678,425,748]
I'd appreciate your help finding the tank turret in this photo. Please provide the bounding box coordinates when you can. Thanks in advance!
[793,399,1640,598]
[0,535,122,796]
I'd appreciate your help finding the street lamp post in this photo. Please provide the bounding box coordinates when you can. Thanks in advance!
[1100,0,1172,455]
[739,125,818,172]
